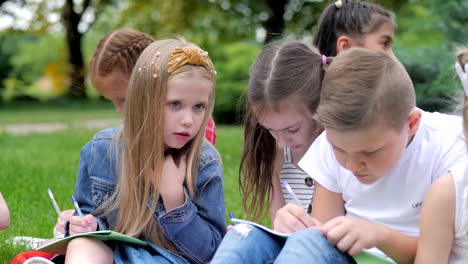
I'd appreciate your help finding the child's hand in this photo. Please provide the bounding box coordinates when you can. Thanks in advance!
[161,154,186,188]
[54,209,75,236]
[455,62,468,95]
[68,214,98,235]
[160,154,186,209]
[273,203,322,234]
[322,216,386,256]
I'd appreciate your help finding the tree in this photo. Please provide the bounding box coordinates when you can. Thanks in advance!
[0,0,115,99]
[61,0,90,98]
[264,0,287,44]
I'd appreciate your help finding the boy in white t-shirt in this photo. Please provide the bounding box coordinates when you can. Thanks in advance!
[273,48,467,264]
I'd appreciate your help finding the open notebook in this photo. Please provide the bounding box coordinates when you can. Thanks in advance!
[36,230,147,254]
[230,217,395,264]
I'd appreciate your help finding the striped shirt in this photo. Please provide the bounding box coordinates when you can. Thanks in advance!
[279,147,314,212]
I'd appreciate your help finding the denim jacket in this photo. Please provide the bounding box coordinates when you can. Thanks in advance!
[73,127,226,263]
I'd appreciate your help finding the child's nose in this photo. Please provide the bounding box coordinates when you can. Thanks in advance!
[344,158,365,172]
[181,111,193,126]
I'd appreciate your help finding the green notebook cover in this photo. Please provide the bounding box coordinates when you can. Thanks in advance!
[36,230,147,254]
[354,251,395,264]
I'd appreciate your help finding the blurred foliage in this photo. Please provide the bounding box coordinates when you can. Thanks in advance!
[0,0,467,120]
[393,0,467,112]
[212,41,261,124]
[1,33,68,100]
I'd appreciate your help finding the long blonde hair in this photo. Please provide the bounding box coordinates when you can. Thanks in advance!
[101,38,215,251]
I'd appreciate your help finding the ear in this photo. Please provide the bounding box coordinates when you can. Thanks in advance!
[336,36,355,54]
[407,109,422,136]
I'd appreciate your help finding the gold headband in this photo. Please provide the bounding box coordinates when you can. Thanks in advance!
[334,0,343,8]
[167,46,216,75]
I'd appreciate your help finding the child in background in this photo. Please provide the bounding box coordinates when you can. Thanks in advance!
[273,48,466,263]
[0,192,10,230]
[415,50,468,263]
[53,28,218,237]
[313,0,395,58]
[240,0,397,224]
[64,38,226,263]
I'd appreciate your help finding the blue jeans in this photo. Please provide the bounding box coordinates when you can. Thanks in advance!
[114,243,189,264]
[211,224,355,264]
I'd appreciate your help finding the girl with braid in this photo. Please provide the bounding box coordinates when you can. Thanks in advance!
[64,38,225,263]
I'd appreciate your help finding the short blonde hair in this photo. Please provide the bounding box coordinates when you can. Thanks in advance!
[317,47,415,131]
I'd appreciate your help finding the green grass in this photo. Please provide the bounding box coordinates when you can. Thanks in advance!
[0,112,249,261]
[0,100,120,125]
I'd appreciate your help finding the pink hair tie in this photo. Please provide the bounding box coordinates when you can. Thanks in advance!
[322,55,327,65]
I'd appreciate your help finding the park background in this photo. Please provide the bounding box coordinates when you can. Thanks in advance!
[0,0,467,261]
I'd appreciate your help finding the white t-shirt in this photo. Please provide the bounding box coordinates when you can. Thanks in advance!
[299,110,467,258]
[450,162,468,263]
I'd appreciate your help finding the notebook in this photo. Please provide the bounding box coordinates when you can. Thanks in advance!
[229,217,394,264]
[36,230,147,254]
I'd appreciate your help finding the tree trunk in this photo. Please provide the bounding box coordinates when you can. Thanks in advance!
[62,0,86,98]
[264,0,287,45]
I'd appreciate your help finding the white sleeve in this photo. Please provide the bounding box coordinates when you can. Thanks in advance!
[298,131,342,193]
[437,134,468,181]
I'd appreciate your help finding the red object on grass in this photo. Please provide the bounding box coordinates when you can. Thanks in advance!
[10,250,57,264]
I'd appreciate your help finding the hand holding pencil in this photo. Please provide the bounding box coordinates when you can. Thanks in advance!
[68,195,98,235]
[47,188,98,236]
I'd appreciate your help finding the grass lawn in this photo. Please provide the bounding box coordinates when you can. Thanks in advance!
[0,102,260,262]
[0,100,120,125]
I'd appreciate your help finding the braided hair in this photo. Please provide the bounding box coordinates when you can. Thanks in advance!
[91,29,154,77]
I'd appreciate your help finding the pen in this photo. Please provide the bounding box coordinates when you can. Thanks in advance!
[281,180,302,206]
[71,195,84,220]
[47,188,63,221]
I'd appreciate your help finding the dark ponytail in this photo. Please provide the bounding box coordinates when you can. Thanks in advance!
[313,0,395,56]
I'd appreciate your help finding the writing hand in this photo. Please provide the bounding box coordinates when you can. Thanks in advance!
[68,214,98,235]
[273,203,322,234]
[54,209,75,236]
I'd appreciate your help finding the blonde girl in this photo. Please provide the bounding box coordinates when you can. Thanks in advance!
[53,29,218,238]
[64,38,225,264]
[89,29,217,145]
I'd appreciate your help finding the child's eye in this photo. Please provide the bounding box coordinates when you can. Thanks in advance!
[383,40,393,49]
[363,149,379,156]
[288,128,299,134]
[193,104,205,112]
[169,102,181,109]
[332,146,345,155]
